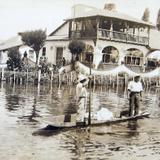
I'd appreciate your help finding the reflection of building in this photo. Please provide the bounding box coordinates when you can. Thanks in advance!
[45,4,160,72]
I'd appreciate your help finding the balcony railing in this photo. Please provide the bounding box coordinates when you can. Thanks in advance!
[98,29,149,45]
[70,29,149,45]
[70,30,96,39]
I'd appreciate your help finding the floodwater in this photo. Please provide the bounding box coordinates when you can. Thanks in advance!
[0,83,160,160]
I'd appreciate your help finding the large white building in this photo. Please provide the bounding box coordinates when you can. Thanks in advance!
[44,3,160,72]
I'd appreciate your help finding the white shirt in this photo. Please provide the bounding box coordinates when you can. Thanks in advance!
[128,81,143,92]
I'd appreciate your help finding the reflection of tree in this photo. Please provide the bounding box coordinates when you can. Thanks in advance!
[28,94,41,122]
[63,129,90,159]
[64,96,77,115]
[5,94,21,111]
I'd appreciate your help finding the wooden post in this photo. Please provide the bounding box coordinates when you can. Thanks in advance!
[26,69,28,84]
[88,56,92,125]
[38,69,41,83]
[109,75,111,86]
[13,69,16,84]
[51,70,53,83]
[70,72,72,85]
[93,75,95,86]
[1,68,4,81]
[117,74,119,87]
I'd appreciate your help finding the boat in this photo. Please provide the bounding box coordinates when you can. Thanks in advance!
[33,112,150,135]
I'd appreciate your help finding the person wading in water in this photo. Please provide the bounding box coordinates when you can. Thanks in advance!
[127,75,143,116]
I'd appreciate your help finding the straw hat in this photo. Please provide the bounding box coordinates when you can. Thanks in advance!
[78,74,88,84]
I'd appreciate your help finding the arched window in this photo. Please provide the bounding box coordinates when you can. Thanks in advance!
[124,48,143,66]
[102,46,119,63]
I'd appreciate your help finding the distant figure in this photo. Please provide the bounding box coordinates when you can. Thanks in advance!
[127,75,143,116]
[62,57,66,66]
[76,75,88,122]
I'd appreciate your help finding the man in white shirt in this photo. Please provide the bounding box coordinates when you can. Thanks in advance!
[76,75,88,123]
[127,75,143,116]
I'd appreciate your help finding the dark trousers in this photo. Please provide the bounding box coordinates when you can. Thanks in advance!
[129,92,140,116]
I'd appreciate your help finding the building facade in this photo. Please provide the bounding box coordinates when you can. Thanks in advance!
[44,4,160,72]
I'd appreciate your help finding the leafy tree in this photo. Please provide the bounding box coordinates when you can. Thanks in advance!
[7,47,22,71]
[68,40,85,70]
[142,8,150,22]
[68,40,85,61]
[156,9,160,31]
[20,29,46,65]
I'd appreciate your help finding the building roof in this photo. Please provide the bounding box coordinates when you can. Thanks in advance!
[66,7,153,26]
[46,35,69,41]
[0,35,23,51]
[49,21,68,36]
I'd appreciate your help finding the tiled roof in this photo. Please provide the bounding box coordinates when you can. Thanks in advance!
[66,8,153,26]
[0,35,23,51]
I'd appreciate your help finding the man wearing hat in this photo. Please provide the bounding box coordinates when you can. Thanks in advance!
[127,75,143,116]
[76,74,88,123]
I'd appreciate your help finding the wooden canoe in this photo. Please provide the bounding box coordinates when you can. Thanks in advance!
[33,113,150,135]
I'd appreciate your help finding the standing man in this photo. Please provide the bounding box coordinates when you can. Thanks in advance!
[76,75,88,123]
[127,75,143,116]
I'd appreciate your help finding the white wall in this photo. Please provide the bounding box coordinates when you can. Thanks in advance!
[0,51,8,64]
[53,22,69,37]
[44,40,71,65]
[19,45,36,62]
[150,29,160,50]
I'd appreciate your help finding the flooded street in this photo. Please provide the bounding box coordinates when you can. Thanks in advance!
[0,83,160,160]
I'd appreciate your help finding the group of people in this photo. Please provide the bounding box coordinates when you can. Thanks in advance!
[75,74,143,123]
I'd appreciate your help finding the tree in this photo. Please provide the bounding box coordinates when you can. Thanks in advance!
[142,8,150,22]
[20,29,46,65]
[156,9,160,31]
[7,47,22,71]
[68,40,85,70]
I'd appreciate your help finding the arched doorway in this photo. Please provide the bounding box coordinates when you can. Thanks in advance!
[147,50,160,69]
[124,48,143,66]
[102,46,119,63]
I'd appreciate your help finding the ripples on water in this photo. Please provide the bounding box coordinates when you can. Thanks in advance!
[0,83,160,160]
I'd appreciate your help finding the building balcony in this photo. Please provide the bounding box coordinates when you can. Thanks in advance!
[70,29,149,45]
[98,29,149,45]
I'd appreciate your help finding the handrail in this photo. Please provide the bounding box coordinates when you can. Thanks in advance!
[98,28,148,45]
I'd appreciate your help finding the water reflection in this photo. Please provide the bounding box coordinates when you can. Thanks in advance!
[127,121,139,137]
[0,83,160,160]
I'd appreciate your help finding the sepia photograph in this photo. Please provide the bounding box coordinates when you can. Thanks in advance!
[0,0,160,159]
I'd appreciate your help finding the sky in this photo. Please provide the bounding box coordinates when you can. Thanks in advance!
[0,0,160,41]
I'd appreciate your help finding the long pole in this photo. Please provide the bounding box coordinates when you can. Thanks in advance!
[88,56,92,125]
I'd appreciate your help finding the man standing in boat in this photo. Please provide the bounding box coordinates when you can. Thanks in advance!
[76,75,88,124]
[127,75,143,116]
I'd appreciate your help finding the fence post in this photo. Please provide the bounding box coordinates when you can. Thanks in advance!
[38,69,41,83]
[1,68,4,81]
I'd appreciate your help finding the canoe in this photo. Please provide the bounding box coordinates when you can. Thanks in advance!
[33,112,150,135]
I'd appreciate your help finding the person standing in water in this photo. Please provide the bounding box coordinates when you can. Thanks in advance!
[76,75,88,123]
[127,75,143,116]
